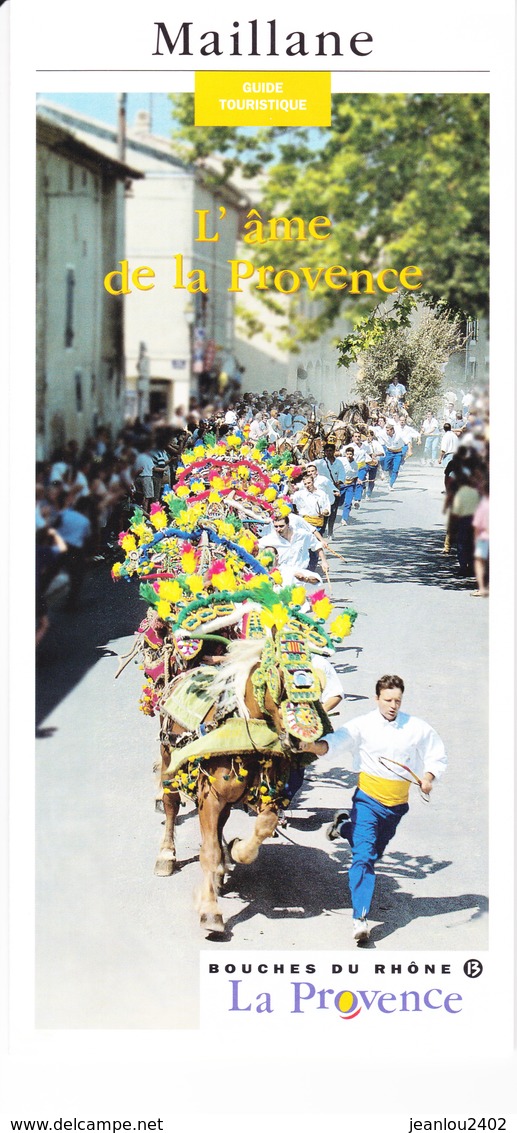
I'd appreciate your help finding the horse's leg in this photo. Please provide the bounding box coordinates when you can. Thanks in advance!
[197,763,246,934]
[154,742,180,876]
[229,806,279,865]
[197,790,231,934]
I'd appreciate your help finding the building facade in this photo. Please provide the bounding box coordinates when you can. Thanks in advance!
[36,113,142,459]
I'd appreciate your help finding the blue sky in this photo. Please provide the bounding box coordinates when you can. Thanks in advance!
[37,92,177,138]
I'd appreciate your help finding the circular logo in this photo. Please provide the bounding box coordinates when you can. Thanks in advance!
[336,990,362,1019]
[463,959,483,978]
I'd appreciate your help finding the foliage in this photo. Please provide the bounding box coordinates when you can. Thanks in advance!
[348,301,466,422]
[168,92,488,348]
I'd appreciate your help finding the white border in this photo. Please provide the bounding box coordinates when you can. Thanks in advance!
[5,0,516,1121]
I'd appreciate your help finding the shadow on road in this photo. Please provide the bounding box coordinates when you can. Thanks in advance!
[36,565,144,727]
[336,524,472,591]
[215,828,485,948]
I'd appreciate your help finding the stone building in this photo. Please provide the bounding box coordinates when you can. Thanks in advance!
[36,111,142,459]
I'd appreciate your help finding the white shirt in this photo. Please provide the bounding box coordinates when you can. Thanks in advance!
[421,416,439,437]
[339,457,359,482]
[249,418,267,441]
[399,424,420,443]
[311,471,336,509]
[258,513,320,571]
[377,427,404,452]
[440,431,459,456]
[323,708,447,783]
[314,456,346,487]
[292,485,329,518]
[312,654,343,704]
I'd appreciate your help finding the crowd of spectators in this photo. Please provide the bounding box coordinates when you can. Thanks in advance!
[35,384,490,646]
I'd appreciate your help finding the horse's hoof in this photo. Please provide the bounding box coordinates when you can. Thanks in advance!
[200,912,225,935]
[154,857,176,876]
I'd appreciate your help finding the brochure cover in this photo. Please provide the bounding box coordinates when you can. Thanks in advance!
[4,0,516,1128]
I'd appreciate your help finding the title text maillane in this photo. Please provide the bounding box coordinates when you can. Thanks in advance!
[152,20,373,58]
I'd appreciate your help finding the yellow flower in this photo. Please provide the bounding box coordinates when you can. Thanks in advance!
[208,490,221,503]
[276,499,291,516]
[247,574,269,590]
[209,475,225,490]
[250,448,262,461]
[248,484,261,496]
[218,520,235,539]
[291,586,306,606]
[131,521,151,539]
[226,434,241,448]
[159,579,183,603]
[193,446,206,459]
[213,568,238,592]
[111,562,122,577]
[181,551,196,574]
[156,599,171,619]
[270,473,281,483]
[121,534,137,553]
[186,574,204,595]
[237,530,256,553]
[330,613,353,638]
[264,487,277,502]
[175,484,190,498]
[215,444,226,456]
[240,445,251,455]
[312,596,334,621]
[150,509,168,530]
[180,451,196,465]
[236,464,250,479]
[190,480,206,494]
[271,604,289,628]
[271,570,283,585]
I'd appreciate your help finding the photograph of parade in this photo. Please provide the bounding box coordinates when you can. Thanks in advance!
[35,92,489,1028]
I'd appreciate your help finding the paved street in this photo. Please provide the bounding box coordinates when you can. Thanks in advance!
[35,458,488,1029]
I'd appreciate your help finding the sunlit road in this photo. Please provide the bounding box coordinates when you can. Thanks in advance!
[35,458,488,1028]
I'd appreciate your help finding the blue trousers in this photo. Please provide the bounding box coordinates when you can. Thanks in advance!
[353,466,368,502]
[383,450,403,486]
[424,435,440,462]
[339,788,409,918]
[341,481,357,521]
[366,465,379,495]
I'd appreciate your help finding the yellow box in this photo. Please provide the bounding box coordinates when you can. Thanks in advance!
[195,71,331,126]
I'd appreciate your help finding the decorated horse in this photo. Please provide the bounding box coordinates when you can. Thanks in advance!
[113,428,357,934]
[154,624,340,934]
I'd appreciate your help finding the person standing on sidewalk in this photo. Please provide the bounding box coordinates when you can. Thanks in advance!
[301,675,447,944]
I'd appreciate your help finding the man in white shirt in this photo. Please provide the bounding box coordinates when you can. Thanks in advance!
[438,422,459,469]
[387,379,407,407]
[420,411,441,465]
[301,674,447,944]
[377,423,405,489]
[339,447,359,525]
[249,413,267,442]
[258,510,328,579]
[314,443,346,536]
[291,468,330,533]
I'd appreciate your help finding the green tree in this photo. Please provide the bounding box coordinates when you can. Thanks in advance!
[345,300,466,422]
[169,93,489,344]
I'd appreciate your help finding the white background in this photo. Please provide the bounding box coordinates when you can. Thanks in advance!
[2,0,516,1125]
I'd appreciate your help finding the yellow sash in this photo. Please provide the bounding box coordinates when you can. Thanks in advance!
[358,771,410,806]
